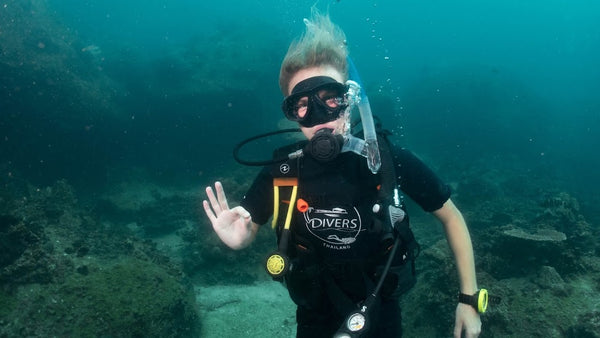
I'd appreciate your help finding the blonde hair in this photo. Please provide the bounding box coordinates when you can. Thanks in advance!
[279,9,349,95]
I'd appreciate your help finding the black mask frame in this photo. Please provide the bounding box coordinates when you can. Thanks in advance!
[282,76,349,128]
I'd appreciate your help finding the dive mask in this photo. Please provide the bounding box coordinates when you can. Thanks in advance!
[282,76,349,128]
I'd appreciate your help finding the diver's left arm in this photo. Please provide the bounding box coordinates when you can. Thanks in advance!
[433,198,482,338]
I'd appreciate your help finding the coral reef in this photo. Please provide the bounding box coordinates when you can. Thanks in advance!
[97,180,200,238]
[3,258,199,337]
[0,0,126,189]
[566,311,600,337]
[400,240,460,336]
[502,227,566,242]
[0,0,120,123]
[399,157,599,337]
[478,190,597,278]
[0,179,200,337]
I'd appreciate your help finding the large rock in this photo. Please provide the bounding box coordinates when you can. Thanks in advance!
[2,258,200,337]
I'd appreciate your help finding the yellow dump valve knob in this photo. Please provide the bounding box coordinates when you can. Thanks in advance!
[266,253,288,278]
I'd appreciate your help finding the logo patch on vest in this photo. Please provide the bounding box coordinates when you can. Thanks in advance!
[302,206,363,250]
[279,163,290,174]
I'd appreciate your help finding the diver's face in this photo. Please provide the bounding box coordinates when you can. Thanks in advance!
[287,66,347,140]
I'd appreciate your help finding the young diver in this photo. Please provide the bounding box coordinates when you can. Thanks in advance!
[203,10,483,338]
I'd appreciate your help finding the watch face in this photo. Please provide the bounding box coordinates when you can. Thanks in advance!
[347,313,366,332]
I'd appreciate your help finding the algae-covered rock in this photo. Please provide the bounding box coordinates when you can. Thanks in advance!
[0,175,201,337]
[0,215,56,285]
[532,265,568,296]
[566,310,600,338]
[536,192,595,248]
[481,225,573,278]
[2,257,200,337]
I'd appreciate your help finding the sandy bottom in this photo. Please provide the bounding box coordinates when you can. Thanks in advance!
[196,281,297,337]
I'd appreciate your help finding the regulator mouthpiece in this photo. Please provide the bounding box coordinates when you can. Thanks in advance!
[305,128,344,162]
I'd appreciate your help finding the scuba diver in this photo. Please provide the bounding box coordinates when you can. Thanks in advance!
[202,9,484,338]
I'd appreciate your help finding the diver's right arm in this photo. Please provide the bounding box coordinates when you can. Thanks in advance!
[202,181,259,250]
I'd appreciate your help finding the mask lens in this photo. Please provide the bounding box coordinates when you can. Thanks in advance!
[293,96,310,119]
[282,94,306,121]
[319,90,345,109]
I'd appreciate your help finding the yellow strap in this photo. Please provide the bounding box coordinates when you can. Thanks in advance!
[271,178,299,229]
[271,186,280,229]
[283,185,298,230]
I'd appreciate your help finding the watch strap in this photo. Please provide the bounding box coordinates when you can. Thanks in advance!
[458,292,477,308]
[458,289,488,313]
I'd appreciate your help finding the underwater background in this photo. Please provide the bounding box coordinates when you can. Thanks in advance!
[1,0,599,336]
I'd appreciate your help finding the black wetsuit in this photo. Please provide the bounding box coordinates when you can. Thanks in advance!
[241,144,450,337]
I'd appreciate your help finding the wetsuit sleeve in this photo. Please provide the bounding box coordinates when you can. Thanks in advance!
[392,146,451,212]
[239,166,273,226]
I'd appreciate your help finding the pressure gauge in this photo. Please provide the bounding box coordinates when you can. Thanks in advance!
[347,312,366,332]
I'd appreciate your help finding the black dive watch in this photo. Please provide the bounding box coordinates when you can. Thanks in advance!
[458,289,488,313]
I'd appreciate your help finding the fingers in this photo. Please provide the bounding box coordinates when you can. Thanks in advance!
[215,181,229,211]
[202,200,217,223]
[205,184,221,214]
[204,181,232,221]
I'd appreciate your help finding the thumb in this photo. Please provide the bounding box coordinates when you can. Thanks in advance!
[231,206,251,219]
